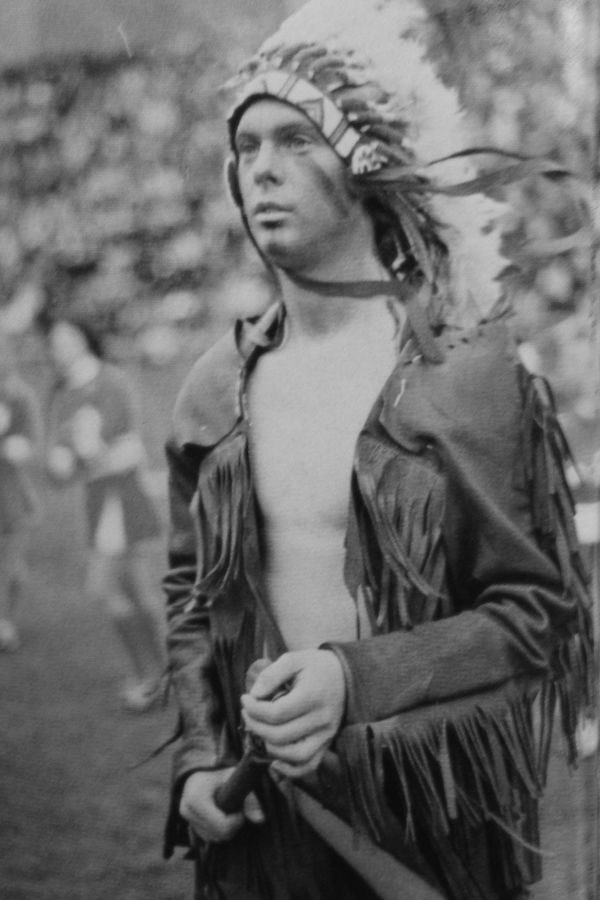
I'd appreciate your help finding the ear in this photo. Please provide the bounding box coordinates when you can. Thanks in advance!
[225,154,243,208]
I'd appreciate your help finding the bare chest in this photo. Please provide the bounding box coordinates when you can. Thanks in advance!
[244,322,398,648]
[247,340,397,528]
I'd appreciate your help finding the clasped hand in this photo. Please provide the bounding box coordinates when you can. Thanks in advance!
[179,649,346,843]
[241,648,346,779]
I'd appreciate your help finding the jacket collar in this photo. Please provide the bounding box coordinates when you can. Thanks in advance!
[172,302,286,448]
[172,297,459,453]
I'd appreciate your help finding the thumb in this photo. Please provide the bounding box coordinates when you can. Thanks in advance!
[243,791,265,824]
[251,653,299,700]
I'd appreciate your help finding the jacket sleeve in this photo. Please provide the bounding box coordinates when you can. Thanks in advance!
[320,325,593,894]
[163,437,234,855]
[326,324,592,728]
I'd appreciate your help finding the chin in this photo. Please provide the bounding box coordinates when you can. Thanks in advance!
[257,236,295,268]
[255,232,313,272]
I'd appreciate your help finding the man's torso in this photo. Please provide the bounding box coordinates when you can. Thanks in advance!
[246,307,399,649]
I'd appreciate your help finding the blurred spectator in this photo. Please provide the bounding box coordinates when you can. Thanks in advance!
[42,316,165,712]
[0,332,42,651]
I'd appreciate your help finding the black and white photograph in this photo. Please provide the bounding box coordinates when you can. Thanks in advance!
[0,1,598,898]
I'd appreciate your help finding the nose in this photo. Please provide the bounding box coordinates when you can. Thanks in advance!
[252,140,281,184]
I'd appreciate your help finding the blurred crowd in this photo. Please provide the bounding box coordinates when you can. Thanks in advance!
[0,0,597,689]
[0,46,264,363]
[0,0,597,359]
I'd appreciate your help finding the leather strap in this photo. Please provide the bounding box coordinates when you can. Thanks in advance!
[284,270,444,364]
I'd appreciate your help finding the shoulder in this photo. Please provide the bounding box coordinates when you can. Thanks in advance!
[172,302,284,448]
[380,318,524,450]
[434,317,519,392]
[172,327,244,449]
[434,318,523,421]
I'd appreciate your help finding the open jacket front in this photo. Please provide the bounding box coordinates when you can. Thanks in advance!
[163,302,593,900]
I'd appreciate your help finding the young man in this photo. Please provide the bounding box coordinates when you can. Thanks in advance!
[163,2,593,898]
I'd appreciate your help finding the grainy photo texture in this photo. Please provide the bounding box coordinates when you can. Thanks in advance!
[0,2,597,900]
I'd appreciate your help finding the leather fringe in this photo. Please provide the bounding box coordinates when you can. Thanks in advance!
[333,364,595,899]
[519,366,596,762]
[194,431,251,598]
[335,679,545,900]
[351,434,449,632]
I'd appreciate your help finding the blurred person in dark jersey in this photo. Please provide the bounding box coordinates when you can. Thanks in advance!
[43,316,165,712]
[0,332,42,651]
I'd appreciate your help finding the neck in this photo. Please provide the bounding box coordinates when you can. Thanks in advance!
[276,247,392,341]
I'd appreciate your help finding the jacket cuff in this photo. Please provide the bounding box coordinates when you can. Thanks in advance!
[322,632,430,725]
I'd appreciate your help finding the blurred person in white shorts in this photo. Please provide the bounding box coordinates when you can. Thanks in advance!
[43,315,165,712]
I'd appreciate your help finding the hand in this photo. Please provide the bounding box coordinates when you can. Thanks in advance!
[241,649,346,779]
[179,769,265,843]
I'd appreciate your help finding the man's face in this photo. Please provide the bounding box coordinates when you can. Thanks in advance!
[234,99,364,271]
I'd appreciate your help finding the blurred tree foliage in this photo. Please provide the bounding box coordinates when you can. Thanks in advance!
[0,44,253,348]
[0,0,597,359]
[420,0,598,334]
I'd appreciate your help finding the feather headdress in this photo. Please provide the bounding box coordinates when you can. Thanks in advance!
[225,0,516,332]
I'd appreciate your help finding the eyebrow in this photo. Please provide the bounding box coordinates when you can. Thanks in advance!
[235,119,324,144]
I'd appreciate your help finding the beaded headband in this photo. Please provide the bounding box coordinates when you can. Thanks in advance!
[228,68,389,176]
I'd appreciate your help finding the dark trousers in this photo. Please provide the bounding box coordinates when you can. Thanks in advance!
[192,781,380,900]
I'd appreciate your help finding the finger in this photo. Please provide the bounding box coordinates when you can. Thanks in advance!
[180,779,245,843]
[243,791,266,824]
[242,709,323,747]
[241,685,314,725]
[190,816,242,842]
[249,653,301,699]
[184,806,245,842]
[179,792,234,829]
[265,734,324,766]
[270,754,324,780]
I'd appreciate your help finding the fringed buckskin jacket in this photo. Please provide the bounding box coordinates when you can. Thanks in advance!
[163,302,593,900]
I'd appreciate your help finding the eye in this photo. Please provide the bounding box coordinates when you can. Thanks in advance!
[285,131,313,151]
[236,136,259,158]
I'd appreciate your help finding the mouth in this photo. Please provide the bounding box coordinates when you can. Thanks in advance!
[252,202,291,224]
